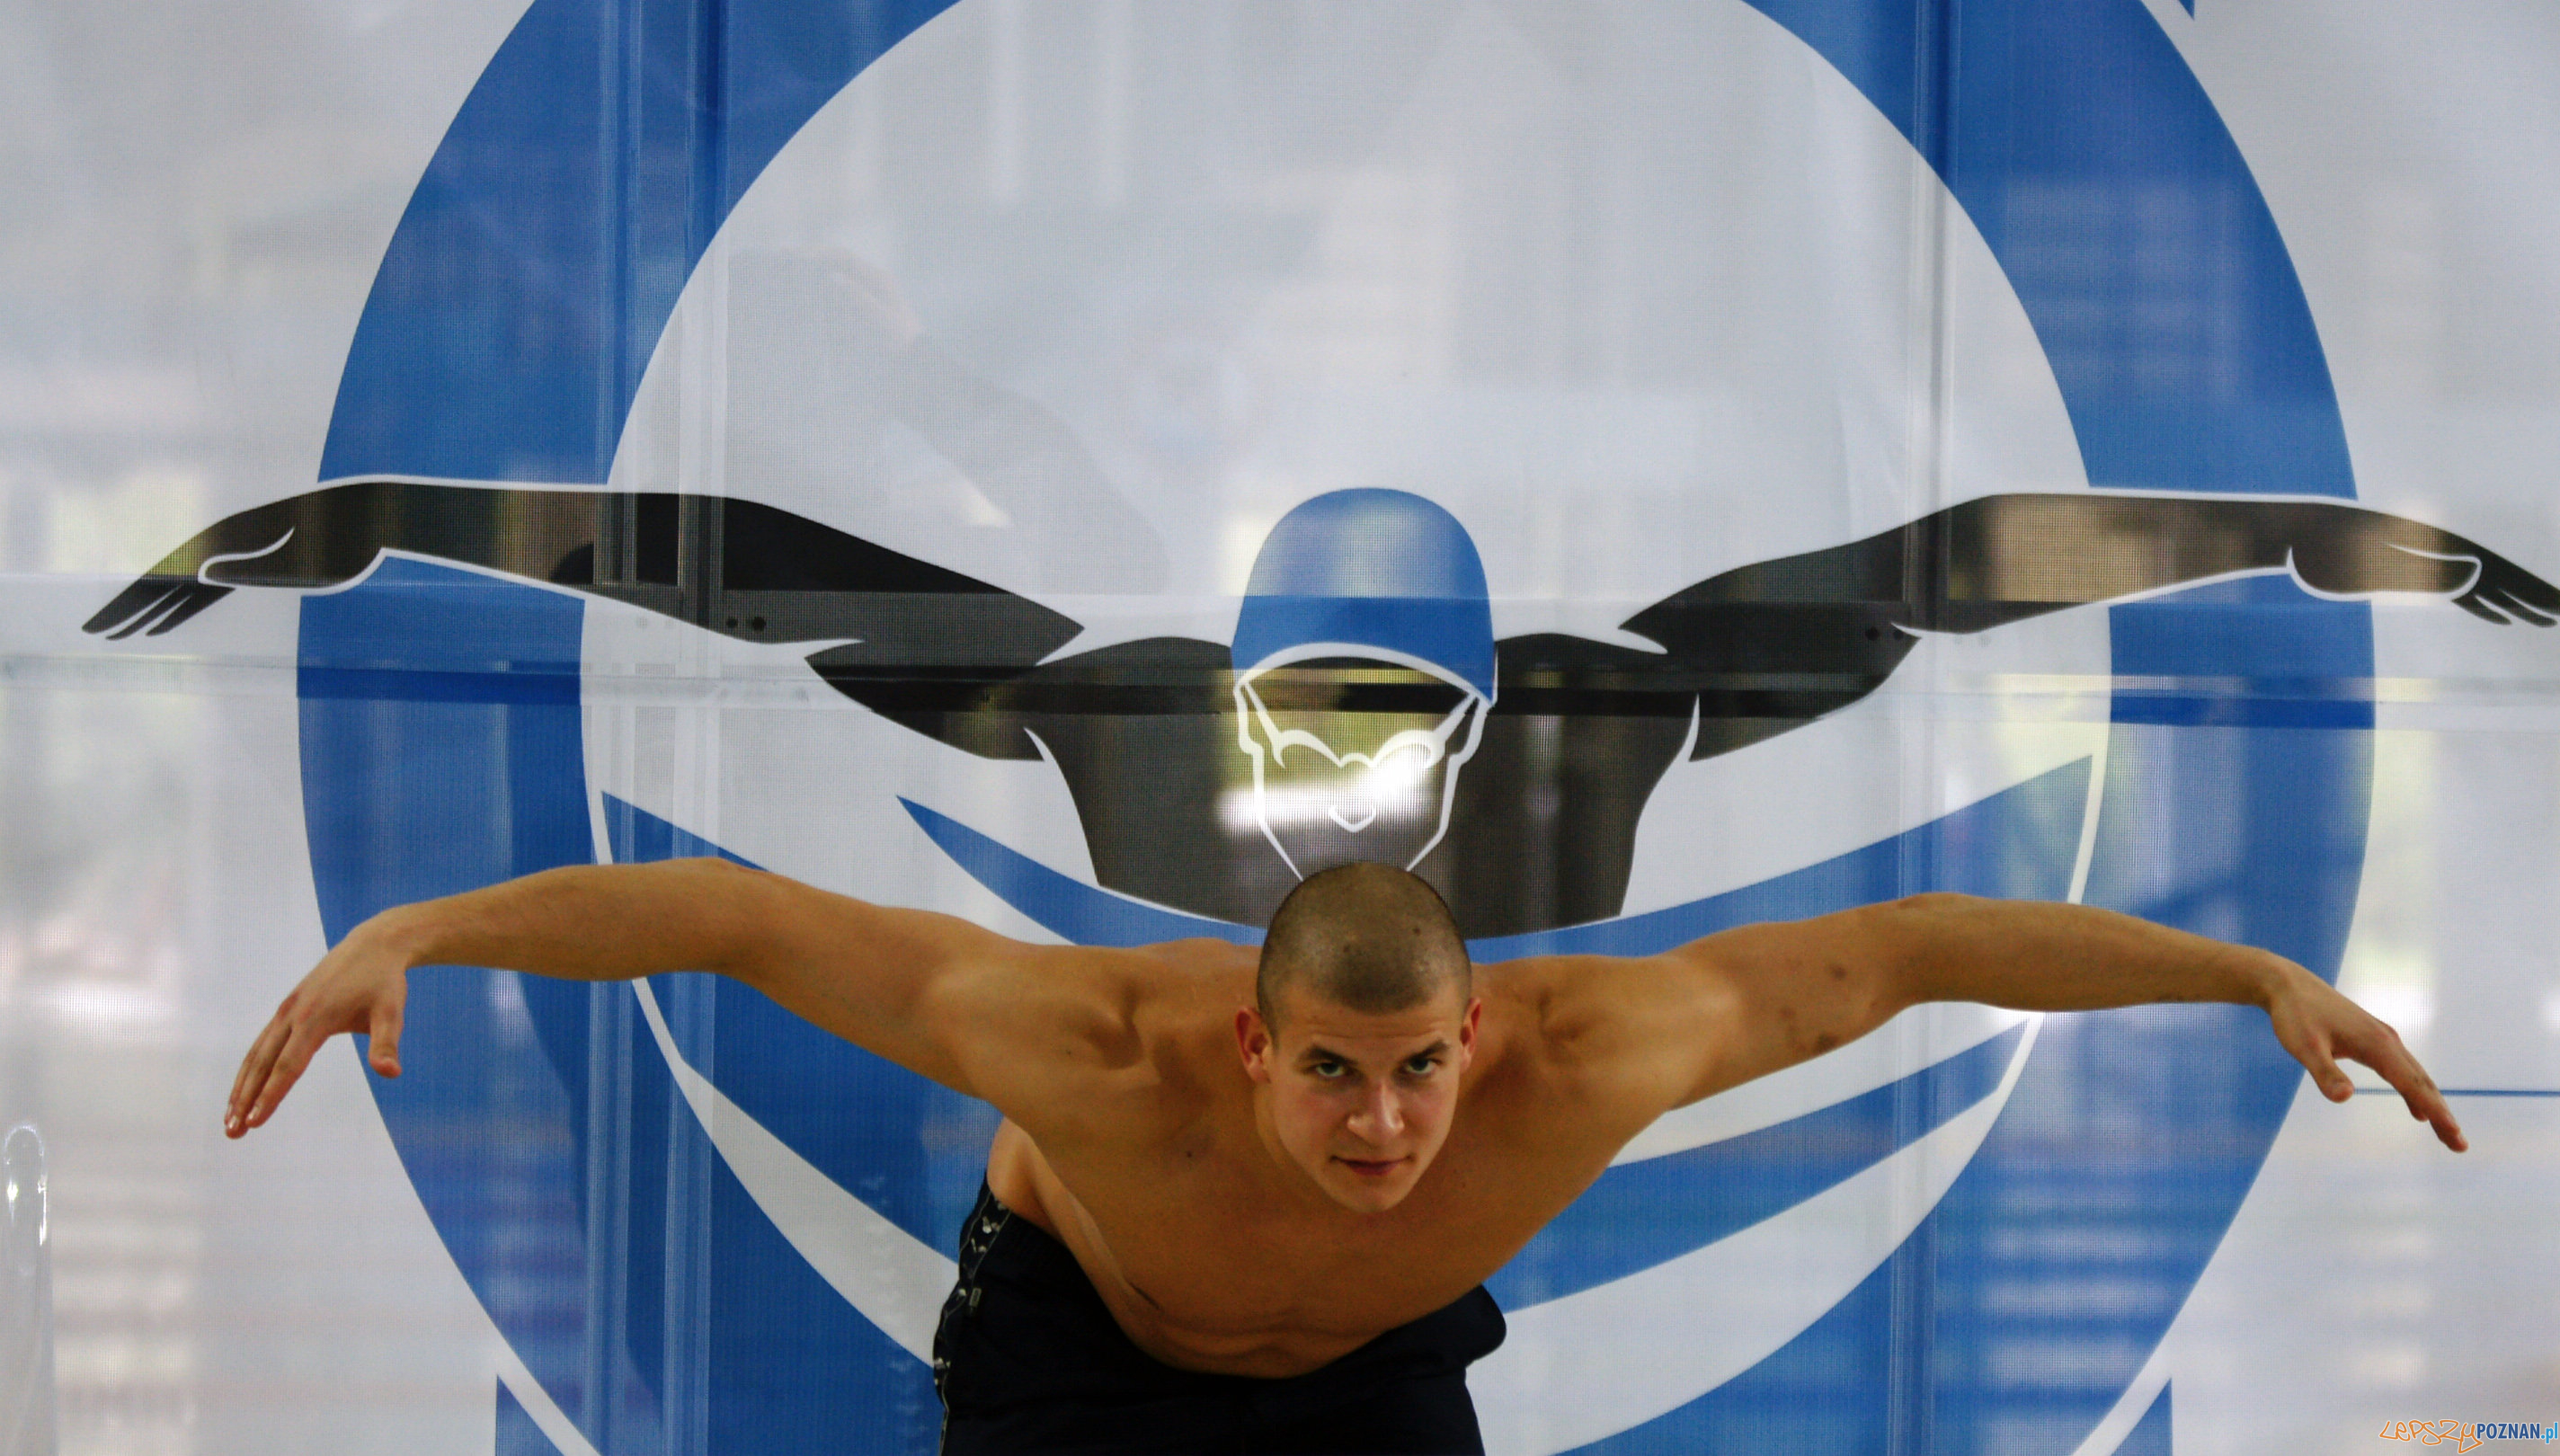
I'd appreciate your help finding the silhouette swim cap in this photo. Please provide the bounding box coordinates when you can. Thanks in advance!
[1231,489,1495,697]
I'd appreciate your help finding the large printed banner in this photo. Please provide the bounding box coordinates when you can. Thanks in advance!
[8,2,2559,1454]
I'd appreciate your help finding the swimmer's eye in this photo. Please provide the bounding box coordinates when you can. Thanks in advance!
[1308,1060,1347,1079]
[1401,1055,1439,1077]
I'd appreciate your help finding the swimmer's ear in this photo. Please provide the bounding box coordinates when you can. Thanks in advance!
[1457,998,1482,1069]
[1237,1006,1277,1082]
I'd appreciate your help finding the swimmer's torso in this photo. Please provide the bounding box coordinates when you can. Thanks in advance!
[981,945,1652,1380]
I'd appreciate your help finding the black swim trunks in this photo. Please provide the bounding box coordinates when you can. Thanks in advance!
[933,1182,1507,1455]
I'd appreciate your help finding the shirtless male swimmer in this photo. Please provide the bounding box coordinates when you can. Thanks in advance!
[223,859,2464,1454]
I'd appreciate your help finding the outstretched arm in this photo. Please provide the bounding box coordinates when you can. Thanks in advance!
[1532,892,2462,1151]
[226,860,1145,1138]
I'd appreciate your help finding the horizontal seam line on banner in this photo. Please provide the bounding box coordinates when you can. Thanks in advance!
[2351,1088,2560,1097]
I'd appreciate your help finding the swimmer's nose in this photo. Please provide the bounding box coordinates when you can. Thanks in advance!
[1347,1083,1405,1142]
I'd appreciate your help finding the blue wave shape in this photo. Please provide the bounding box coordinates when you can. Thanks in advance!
[304,561,942,1453]
[322,0,962,484]
[602,795,999,1254]
[1487,1023,2022,1310]
[903,757,2087,964]
[900,797,1266,948]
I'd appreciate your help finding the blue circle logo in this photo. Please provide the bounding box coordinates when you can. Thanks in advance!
[284,4,2379,1452]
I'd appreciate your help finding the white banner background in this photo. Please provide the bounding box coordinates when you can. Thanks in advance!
[2,3,2555,1452]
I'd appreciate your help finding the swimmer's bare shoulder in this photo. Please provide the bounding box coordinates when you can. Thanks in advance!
[916,933,1261,1155]
[642,880,1256,1159]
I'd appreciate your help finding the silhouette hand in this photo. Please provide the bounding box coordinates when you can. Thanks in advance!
[2287,515,2559,626]
[83,487,384,639]
[2443,546,2560,626]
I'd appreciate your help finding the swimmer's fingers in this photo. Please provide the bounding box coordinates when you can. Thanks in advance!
[2268,970,2467,1152]
[2265,971,2358,1103]
[225,929,413,1138]
[2340,1023,2467,1153]
[227,1009,293,1136]
[367,978,405,1079]
[227,992,322,1141]
[228,992,324,1137]
[240,1017,328,1134]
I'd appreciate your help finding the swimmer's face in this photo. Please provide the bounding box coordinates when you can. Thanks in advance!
[1233,661,1486,879]
[1236,985,1480,1214]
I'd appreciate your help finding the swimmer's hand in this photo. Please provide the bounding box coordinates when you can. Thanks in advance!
[226,911,415,1137]
[2262,963,2466,1151]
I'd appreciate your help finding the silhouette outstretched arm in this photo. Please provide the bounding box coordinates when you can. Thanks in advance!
[83,479,1084,705]
[1603,493,2559,760]
[90,249,1169,643]
[1634,493,2556,635]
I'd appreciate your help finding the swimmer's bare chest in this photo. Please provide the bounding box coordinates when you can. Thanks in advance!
[982,1023,1618,1379]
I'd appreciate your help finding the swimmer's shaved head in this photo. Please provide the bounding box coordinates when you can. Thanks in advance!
[1257,863,1470,1027]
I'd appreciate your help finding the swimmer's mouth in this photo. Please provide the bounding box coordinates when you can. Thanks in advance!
[1334,1157,1407,1178]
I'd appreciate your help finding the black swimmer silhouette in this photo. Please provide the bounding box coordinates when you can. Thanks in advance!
[88,467,2557,940]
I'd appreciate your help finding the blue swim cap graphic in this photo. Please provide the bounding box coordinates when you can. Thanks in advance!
[1231,489,1497,697]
